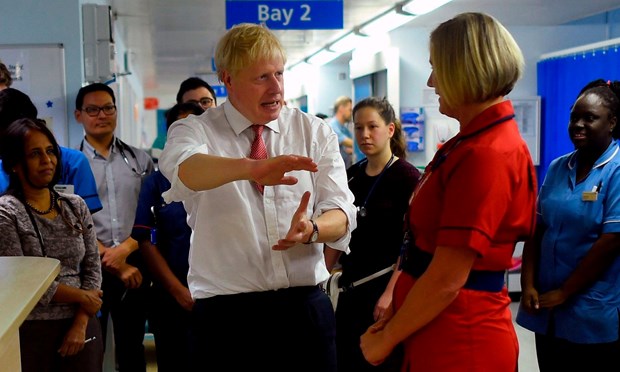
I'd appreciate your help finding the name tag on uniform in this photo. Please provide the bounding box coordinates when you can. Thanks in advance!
[54,184,75,194]
[582,191,598,202]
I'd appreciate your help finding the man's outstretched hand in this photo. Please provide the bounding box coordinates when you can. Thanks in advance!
[249,155,317,186]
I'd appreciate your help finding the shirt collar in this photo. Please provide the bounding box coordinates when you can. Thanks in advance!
[567,139,619,170]
[81,135,119,158]
[458,100,515,138]
[222,100,281,135]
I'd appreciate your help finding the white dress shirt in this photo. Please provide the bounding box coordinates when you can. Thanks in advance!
[160,101,357,299]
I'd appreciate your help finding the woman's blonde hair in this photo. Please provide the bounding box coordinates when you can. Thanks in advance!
[215,23,287,81]
[429,12,524,108]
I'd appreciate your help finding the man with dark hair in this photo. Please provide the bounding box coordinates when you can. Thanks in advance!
[0,88,102,213]
[152,78,217,154]
[0,88,37,124]
[76,82,154,372]
[175,77,217,110]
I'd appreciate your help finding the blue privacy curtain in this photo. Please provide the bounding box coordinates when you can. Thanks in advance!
[537,44,620,182]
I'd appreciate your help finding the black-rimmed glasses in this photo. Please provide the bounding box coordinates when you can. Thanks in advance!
[82,105,117,117]
[187,97,214,107]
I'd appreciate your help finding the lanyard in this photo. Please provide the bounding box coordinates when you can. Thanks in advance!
[399,113,516,269]
[350,154,395,218]
[413,114,515,201]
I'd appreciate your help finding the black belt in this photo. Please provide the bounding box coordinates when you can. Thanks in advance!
[195,285,322,305]
[400,244,505,292]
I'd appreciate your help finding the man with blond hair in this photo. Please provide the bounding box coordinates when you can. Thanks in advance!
[330,95,354,167]
[159,23,356,371]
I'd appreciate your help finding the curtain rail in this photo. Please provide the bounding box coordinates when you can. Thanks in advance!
[540,36,620,61]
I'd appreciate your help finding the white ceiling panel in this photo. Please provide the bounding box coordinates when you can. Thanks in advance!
[109,0,620,96]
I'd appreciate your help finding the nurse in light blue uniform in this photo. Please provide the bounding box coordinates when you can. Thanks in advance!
[517,79,620,371]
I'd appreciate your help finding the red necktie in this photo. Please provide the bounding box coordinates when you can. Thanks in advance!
[250,125,268,193]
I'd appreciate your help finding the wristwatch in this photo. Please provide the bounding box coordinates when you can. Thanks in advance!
[303,219,319,244]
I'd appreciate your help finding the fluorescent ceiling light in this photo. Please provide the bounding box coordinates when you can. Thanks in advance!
[307,49,339,66]
[359,10,415,36]
[351,33,391,59]
[403,0,453,15]
[330,32,366,53]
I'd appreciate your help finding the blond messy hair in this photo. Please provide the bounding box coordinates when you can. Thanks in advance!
[215,23,287,81]
[429,12,524,108]
[333,96,352,114]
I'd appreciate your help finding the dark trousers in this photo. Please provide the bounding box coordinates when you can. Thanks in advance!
[100,269,148,372]
[190,286,337,372]
[20,316,103,372]
[148,286,192,372]
[336,275,402,372]
[536,332,620,371]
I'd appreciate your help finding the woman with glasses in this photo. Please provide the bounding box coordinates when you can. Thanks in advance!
[0,118,103,372]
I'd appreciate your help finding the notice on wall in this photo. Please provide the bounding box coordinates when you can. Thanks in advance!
[401,107,425,152]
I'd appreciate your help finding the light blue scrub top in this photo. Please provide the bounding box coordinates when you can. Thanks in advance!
[329,117,353,167]
[517,140,620,343]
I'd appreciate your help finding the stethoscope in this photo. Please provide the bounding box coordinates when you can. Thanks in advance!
[348,154,395,218]
[80,138,147,177]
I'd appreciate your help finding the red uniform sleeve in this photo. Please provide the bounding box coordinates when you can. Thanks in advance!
[436,146,513,257]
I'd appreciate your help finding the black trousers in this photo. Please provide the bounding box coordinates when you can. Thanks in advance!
[335,275,402,372]
[100,269,149,372]
[148,286,192,372]
[535,332,620,371]
[20,316,103,372]
[190,286,337,372]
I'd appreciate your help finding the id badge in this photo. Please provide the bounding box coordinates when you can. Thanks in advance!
[54,184,75,194]
[582,191,598,202]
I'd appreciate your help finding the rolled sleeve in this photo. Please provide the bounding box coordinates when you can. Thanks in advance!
[160,119,209,204]
[313,127,357,252]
